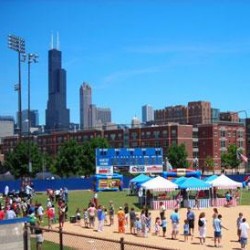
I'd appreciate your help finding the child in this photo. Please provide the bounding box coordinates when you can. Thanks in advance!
[147,212,152,233]
[183,219,190,242]
[161,216,167,238]
[76,208,81,224]
[47,207,54,229]
[154,217,161,236]
[135,216,142,236]
[83,208,89,228]
[103,207,108,226]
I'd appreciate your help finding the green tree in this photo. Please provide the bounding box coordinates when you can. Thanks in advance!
[167,143,189,168]
[221,144,241,171]
[54,139,83,177]
[204,155,215,173]
[82,137,110,175]
[54,138,109,177]
[4,141,43,178]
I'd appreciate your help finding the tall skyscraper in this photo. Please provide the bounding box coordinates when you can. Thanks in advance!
[45,35,70,132]
[142,104,154,123]
[80,83,92,129]
[20,109,39,133]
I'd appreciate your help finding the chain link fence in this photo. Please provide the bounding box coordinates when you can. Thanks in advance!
[25,224,179,250]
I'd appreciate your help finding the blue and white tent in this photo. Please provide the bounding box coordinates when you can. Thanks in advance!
[178,177,211,190]
[129,174,152,184]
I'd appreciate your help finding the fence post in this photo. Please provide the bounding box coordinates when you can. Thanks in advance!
[59,227,63,250]
[23,222,28,250]
[120,237,124,250]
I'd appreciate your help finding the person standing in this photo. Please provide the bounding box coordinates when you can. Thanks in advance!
[159,201,166,220]
[87,203,96,229]
[0,206,5,220]
[170,208,180,240]
[237,212,244,242]
[117,207,126,233]
[93,191,98,208]
[198,212,206,245]
[186,207,195,240]
[97,205,105,232]
[213,214,228,248]
[109,201,115,226]
[58,202,66,229]
[183,219,190,242]
[161,216,167,238]
[129,207,136,235]
[35,221,43,250]
[4,185,9,197]
[140,209,148,237]
[193,191,200,210]
[124,203,129,226]
[239,218,249,250]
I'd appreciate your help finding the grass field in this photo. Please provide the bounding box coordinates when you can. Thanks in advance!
[30,238,72,250]
[33,188,250,227]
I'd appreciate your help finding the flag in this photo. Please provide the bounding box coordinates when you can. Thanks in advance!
[166,160,173,170]
[240,153,248,163]
[237,150,248,163]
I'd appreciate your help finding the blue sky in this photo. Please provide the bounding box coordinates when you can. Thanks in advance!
[1,0,250,125]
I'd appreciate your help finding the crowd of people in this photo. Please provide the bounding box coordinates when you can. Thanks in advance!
[69,196,249,250]
[0,185,70,250]
[0,185,249,250]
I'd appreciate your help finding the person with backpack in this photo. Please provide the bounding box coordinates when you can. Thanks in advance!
[198,212,206,245]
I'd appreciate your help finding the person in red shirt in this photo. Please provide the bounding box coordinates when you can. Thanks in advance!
[0,206,5,220]
[47,207,54,229]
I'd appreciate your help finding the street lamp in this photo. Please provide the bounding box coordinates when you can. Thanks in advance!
[23,53,39,173]
[8,34,26,139]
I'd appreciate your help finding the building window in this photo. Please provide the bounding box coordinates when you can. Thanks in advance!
[220,140,226,148]
[171,129,176,136]
[154,131,160,139]
[162,130,168,137]
[220,130,226,137]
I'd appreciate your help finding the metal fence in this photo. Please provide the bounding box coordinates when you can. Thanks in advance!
[25,224,179,250]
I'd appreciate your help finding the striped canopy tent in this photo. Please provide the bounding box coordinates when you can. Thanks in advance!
[178,177,211,191]
[141,176,178,192]
[208,174,242,189]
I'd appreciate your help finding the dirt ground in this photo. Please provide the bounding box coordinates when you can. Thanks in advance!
[44,205,250,250]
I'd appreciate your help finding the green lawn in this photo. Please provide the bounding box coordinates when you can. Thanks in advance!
[30,238,72,250]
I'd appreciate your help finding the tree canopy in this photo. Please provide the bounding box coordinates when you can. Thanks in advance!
[221,144,241,171]
[167,143,189,168]
[4,141,43,179]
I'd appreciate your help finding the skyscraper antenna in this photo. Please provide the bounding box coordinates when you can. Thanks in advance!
[57,32,60,50]
[50,32,54,49]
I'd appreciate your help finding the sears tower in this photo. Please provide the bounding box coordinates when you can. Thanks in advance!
[45,35,70,132]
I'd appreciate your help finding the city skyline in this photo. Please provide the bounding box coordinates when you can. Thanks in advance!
[1,1,250,126]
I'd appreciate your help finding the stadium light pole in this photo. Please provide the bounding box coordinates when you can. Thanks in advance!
[26,53,39,173]
[8,34,26,140]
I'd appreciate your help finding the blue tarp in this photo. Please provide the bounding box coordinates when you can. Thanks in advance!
[178,177,211,190]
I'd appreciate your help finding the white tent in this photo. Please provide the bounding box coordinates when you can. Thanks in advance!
[141,176,178,191]
[209,174,242,189]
